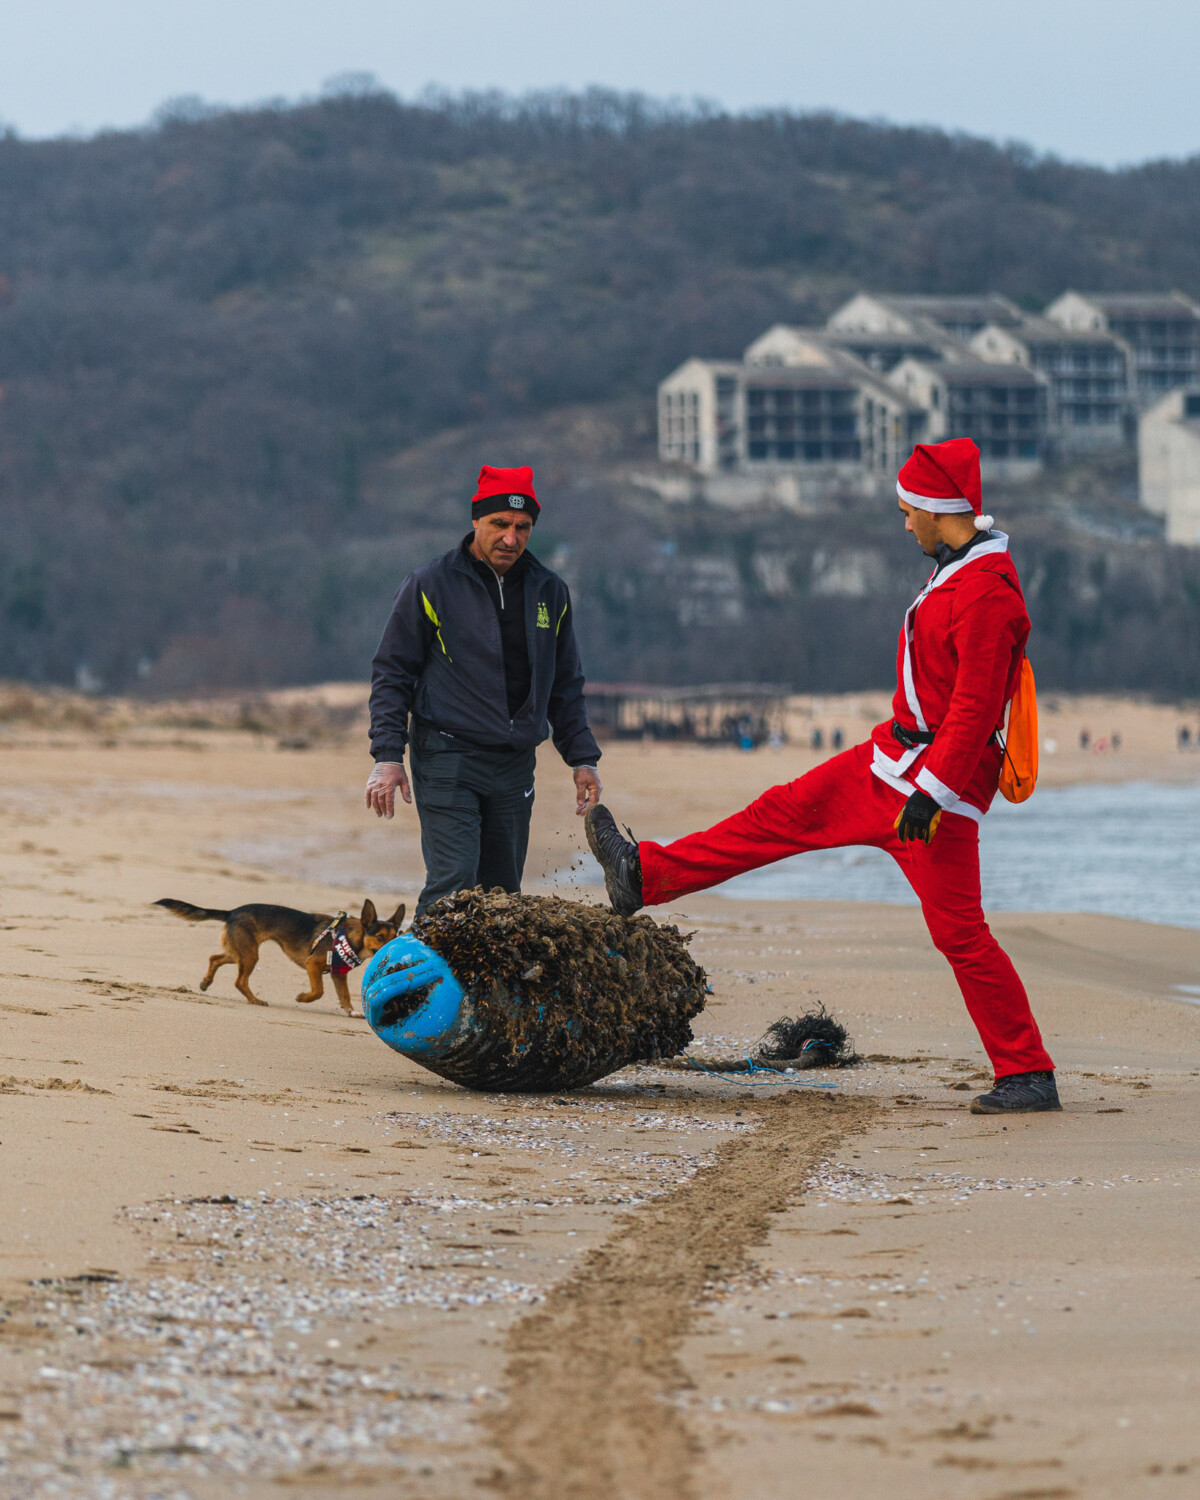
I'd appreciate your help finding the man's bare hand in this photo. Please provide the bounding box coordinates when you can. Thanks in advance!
[574,766,602,816]
[365,760,412,820]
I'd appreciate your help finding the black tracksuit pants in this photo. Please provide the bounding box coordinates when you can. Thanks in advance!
[408,720,537,916]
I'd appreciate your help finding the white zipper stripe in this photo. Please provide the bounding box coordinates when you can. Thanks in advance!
[899,532,1010,737]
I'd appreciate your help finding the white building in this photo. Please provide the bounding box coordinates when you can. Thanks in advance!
[658,330,924,480]
[658,358,741,471]
[659,287,1200,491]
[1045,291,1200,403]
[969,317,1130,452]
[887,357,1049,480]
[1138,387,1200,546]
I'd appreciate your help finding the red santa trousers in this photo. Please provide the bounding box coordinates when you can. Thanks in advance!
[639,742,1053,1079]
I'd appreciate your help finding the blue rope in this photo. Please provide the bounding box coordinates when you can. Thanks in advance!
[680,1054,838,1089]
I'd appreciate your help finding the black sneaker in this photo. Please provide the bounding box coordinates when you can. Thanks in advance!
[970,1070,1061,1114]
[584,805,644,917]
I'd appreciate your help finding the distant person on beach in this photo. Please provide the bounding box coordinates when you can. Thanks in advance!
[1179,726,1192,752]
[587,438,1059,1116]
[365,465,602,916]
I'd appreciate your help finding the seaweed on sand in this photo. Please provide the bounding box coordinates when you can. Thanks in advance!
[658,1003,860,1074]
[754,1006,860,1068]
[408,888,709,1092]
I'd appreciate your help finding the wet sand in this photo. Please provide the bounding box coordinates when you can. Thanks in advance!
[1,699,1198,1497]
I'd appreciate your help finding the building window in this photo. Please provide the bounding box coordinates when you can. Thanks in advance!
[748,441,768,460]
[777,441,796,459]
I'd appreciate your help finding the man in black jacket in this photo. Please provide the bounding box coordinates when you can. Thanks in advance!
[365,465,602,915]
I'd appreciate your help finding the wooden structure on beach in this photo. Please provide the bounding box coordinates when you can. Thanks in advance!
[585,683,789,746]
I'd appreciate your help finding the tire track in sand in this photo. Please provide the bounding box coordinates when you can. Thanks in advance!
[485,1090,878,1500]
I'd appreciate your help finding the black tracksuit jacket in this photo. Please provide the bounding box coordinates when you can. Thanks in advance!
[369,537,601,768]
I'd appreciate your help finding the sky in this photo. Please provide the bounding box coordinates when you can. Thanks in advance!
[0,0,1197,167]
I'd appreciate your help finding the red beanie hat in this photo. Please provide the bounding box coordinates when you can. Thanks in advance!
[471,464,540,523]
[897,439,993,531]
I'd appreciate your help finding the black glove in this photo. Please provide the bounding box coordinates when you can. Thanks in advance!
[894,789,943,844]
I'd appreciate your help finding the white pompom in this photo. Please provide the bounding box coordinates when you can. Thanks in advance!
[974,513,994,530]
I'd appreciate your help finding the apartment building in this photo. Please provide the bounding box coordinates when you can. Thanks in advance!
[887,358,1049,478]
[658,332,923,477]
[659,287,1199,489]
[1045,291,1200,402]
[970,317,1130,451]
[658,359,742,471]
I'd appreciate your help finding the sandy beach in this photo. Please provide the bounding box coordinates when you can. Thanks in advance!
[1,690,1199,1498]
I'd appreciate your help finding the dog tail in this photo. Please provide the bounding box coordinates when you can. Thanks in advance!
[154,898,231,923]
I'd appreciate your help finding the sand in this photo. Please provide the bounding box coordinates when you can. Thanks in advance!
[0,692,1198,1498]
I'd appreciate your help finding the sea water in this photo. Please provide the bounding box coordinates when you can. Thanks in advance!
[716,780,1200,931]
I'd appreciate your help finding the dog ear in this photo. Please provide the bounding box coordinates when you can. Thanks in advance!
[360,898,378,926]
[390,902,406,930]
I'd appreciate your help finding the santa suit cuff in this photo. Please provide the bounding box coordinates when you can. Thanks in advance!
[915,766,960,810]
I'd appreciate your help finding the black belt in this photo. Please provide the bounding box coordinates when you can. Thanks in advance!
[891,720,935,749]
[891,720,998,750]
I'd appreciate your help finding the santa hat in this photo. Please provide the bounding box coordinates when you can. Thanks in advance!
[896,439,993,531]
[471,464,540,523]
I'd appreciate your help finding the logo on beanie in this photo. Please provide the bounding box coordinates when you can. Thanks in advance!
[507,495,526,508]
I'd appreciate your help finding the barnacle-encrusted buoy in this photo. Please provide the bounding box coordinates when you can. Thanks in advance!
[361,889,708,1092]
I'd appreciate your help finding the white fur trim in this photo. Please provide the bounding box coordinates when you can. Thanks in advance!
[869,759,983,822]
[974,514,994,530]
[915,765,961,810]
[896,479,973,514]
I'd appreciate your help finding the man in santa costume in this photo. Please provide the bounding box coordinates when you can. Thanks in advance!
[586,437,1059,1114]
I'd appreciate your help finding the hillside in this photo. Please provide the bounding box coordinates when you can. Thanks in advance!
[2,88,1200,693]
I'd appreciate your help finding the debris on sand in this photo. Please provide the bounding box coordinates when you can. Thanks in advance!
[406,889,709,1092]
[658,1004,859,1074]
[755,1006,860,1068]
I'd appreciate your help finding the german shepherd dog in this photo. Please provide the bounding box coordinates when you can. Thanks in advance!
[155,898,405,1014]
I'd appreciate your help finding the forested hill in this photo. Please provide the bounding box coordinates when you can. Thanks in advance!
[2,88,1200,694]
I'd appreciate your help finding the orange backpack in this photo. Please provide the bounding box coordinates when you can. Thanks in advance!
[998,657,1038,803]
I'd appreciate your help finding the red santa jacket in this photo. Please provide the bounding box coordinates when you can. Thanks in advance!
[869,533,1030,820]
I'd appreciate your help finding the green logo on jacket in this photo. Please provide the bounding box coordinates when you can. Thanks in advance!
[536,601,551,629]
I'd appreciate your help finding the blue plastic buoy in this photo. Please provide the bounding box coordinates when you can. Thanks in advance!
[361,935,468,1060]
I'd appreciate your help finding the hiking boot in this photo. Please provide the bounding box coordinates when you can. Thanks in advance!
[970,1070,1061,1114]
[584,805,644,917]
